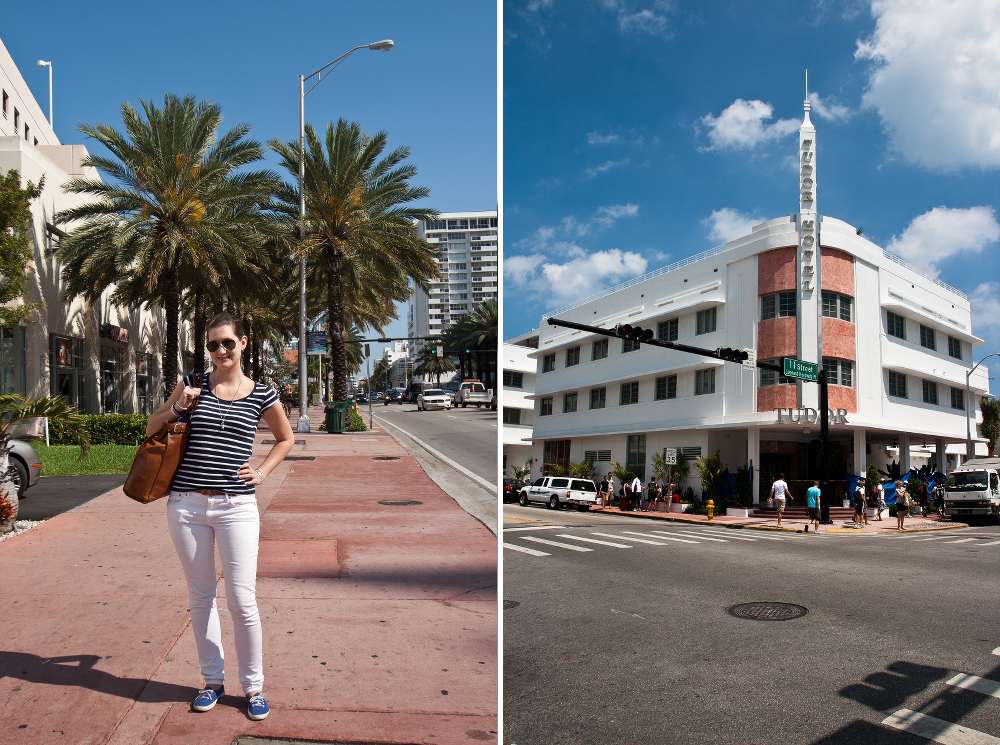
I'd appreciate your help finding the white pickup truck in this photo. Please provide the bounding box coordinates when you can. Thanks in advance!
[455,379,491,408]
[944,458,1000,522]
[517,476,600,512]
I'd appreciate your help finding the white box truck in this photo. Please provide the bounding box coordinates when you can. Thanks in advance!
[944,457,1000,522]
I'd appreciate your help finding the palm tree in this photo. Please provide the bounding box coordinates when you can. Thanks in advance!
[269,120,439,401]
[464,298,498,389]
[414,344,455,388]
[372,357,392,392]
[54,94,281,391]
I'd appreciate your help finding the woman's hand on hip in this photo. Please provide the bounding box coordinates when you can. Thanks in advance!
[238,462,262,485]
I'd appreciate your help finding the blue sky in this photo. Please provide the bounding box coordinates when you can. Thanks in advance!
[2,0,496,362]
[503,0,1000,385]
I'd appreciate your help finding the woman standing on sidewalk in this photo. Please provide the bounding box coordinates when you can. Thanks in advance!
[895,480,909,531]
[145,313,295,720]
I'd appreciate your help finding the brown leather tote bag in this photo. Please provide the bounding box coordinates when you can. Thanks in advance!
[124,374,203,504]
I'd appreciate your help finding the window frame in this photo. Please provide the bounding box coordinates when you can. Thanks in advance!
[696,307,717,335]
[655,374,678,401]
[657,318,678,342]
[539,397,553,416]
[887,311,905,340]
[622,338,641,353]
[541,353,556,373]
[620,381,639,405]
[888,371,907,398]
[563,392,578,413]
[922,379,938,405]
[951,387,964,411]
[565,346,580,367]
[759,358,792,387]
[502,370,524,388]
[695,368,716,395]
[919,324,936,351]
[948,336,962,360]
[590,387,606,409]
[502,407,521,424]
[592,338,608,360]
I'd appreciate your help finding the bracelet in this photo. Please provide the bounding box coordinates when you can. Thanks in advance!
[255,469,265,484]
[171,401,190,417]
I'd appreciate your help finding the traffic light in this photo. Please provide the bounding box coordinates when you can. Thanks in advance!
[716,346,749,363]
[615,324,654,342]
[465,348,472,354]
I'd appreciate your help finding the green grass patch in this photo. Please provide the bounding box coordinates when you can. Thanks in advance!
[34,444,139,476]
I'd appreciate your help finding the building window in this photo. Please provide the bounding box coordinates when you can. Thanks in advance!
[2,90,7,118]
[503,407,522,424]
[696,307,717,335]
[503,370,523,388]
[14,108,19,129]
[887,311,905,339]
[951,387,965,411]
[759,358,792,387]
[543,440,571,474]
[823,357,838,385]
[51,334,86,411]
[425,219,447,230]
[841,360,853,387]
[919,324,936,350]
[100,344,125,414]
[948,336,962,360]
[626,434,646,481]
[565,346,580,367]
[822,292,853,322]
[888,371,907,398]
[761,294,775,320]
[620,381,639,405]
[24,124,29,141]
[564,392,578,413]
[584,449,612,462]
[0,326,27,396]
[822,358,853,387]
[542,353,555,373]
[762,292,797,321]
[922,380,938,405]
[447,219,469,230]
[136,352,157,414]
[540,397,553,416]
[655,375,677,400]
[623,337,641,353]
[590,387,606,409]
[658,318,678,342]
[592,338,608,360]
[695,368,716,395]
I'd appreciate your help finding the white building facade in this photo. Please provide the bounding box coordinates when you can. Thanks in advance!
[502,330,538,476]
[527,99,989,503]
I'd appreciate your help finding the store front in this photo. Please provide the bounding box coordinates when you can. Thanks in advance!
[50,334,87,412]
[758,436,849,504]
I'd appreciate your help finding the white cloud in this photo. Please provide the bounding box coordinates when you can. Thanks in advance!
[885,206,1000,275]
[504,253,546,286]
[856,0,1000,169]
[702,208,759,244]
[971,282,1000,332]
[587,131,621,145]
[526,0,552,10]
[599,0,674,37]
[808,92,852,122]
[592,203,640,229]
[584,158,630,178]
[505,247,648,306]
[698,99,799,151]
[522,203,639,237]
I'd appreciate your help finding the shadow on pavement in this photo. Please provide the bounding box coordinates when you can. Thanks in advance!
[17,475,127,520]
[840,661,950,711]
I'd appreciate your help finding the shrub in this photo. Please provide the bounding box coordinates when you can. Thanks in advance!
[346,408,367,432]
[49,414,149,446]
[732,465,751,508]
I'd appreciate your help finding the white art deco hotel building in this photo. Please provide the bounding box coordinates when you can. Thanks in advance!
[526,98,990,503]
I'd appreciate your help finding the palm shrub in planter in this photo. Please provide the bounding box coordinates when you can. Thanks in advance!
[729,465,751,513]
[694,449,724,506]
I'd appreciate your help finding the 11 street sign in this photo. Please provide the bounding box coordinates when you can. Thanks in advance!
[783,358,818,382]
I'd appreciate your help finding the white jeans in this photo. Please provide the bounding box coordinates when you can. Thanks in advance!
[167,490,263,694]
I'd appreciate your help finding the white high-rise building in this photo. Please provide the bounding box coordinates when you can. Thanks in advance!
[408,210,498,351]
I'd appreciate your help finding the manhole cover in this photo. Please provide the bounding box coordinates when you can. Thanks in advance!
[503,600,520,610]
[727,602,808,621]
[378,500,423,506]
[372,456,401,461]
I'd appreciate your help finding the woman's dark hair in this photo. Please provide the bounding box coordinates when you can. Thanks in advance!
[207,312,246,338]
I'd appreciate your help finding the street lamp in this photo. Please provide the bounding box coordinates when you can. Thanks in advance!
[966,352,1000,463]
[295,40,393,432]
[36,60,51,129]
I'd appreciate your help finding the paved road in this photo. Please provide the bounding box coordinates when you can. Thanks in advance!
[504,505,1000,744]
[373,401,498,485]
[17,474,127,520]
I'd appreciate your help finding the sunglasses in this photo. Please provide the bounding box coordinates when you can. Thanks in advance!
[207,339,238,353]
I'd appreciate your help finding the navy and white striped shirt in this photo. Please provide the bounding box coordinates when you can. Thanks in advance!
[171,374,280,495]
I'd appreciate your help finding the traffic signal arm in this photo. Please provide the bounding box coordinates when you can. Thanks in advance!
[546,317,783,371]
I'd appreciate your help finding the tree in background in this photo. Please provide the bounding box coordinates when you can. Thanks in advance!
[372,357,392,392]
[981,397,1000,457]
[414,344,455,387]
[510,458,532,481]
[0,170,43,326]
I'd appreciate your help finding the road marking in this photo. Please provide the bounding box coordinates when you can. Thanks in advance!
[557,534,633,548]
[943,538,978,544]
[947,673,1000,698]
[978,540,1000,546]
[619,530,698,545]
[914,535,955,541]
[503,526,562,532]
[651,529,727,543]
[502,542,549,556]
[611,609,646,620]
[689,529,757,541]
[740,531,786,541]
[591,531,669,546]
[521,536,594,552]
[373,415,495,491]
[881,708,1000,745]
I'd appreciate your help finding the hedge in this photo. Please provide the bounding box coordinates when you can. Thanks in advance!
[48,414,150,446]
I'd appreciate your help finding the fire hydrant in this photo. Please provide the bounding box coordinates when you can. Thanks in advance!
[706,499,715,520]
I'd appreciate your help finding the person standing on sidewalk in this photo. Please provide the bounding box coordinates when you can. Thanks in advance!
[630,474,642,512]
[874,479,886,521]
[895,480,909,531]
[853,482,867,528]
[805,481,821,533]
[146,313,295,721]
[769,473,792,528]
[598,474,613,509]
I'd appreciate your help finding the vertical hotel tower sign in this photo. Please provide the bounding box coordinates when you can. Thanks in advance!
[799,81,816,291]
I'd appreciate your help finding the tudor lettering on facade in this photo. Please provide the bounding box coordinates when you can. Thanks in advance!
[774,407,848,425]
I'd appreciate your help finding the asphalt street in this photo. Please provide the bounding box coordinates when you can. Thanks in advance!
[372,400,499,485]
[503,504,1000,745]
[17,474,127,520]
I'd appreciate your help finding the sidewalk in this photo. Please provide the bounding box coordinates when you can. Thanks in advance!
[581,504,968,534]
[0,410,497,744]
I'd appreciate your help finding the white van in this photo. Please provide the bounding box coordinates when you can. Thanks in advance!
[517,476,599,512]
[944,457,1000,521]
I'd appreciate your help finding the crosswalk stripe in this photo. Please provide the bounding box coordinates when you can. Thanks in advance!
[738,531,786,541]
[619,530,698,545]
[947,673,1000,698]
[504,526,561,532]
[978,540,1000,546]
[651,530,727,542]
[591,531,670,546]
[556,534,633,548]
[503,542,550,556]
[992,647,1000,656]
[943,538,978,544]
[688,529,757,541]
[521,536,594,552]
[881,708,1000,744]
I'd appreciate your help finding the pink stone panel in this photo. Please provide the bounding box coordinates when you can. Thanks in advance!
[758,247,797,294]
[829,386,857,413]
[757,384,796,413]
[758,317,797,360]
[821,247,854,295]
[821,318,856,361]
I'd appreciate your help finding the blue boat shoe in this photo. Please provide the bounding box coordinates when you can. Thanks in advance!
[247,691,269,720]
[191,685,223,712]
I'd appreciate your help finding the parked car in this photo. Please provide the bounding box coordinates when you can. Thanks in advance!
[384,389,402,405]
[503,478,525,503]
[417,389,451,411]
[518,476,599,512]
[8,439,41,499]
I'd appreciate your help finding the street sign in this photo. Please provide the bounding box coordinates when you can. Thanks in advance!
[783,358,818,382]
[664,448,677,465]
[306,331,327,354]
[742,348,757,372]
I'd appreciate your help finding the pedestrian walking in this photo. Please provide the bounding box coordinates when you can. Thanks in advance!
[853,482,867,528]
[769,473,792,528]
[281,385,293,418]
[933,482,946,520]
[630,475,642,512]
[895,480,909,531]
[875,479,885,520]
[805,480,821,533]
[597,474,613,509]
[146,313,295,720]
[647,479,661,512]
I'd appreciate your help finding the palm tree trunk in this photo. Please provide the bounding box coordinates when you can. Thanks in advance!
[326,248,347,401]
[193,286,206,375]
[252,322,262,380]
[162,263,180,391]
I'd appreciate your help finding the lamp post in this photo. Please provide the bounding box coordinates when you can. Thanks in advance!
[36,60,51,129]
[296,40,393,433]
[966,352,1000,463]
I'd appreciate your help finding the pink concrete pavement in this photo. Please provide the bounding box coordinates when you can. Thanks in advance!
[0,410,497,745]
